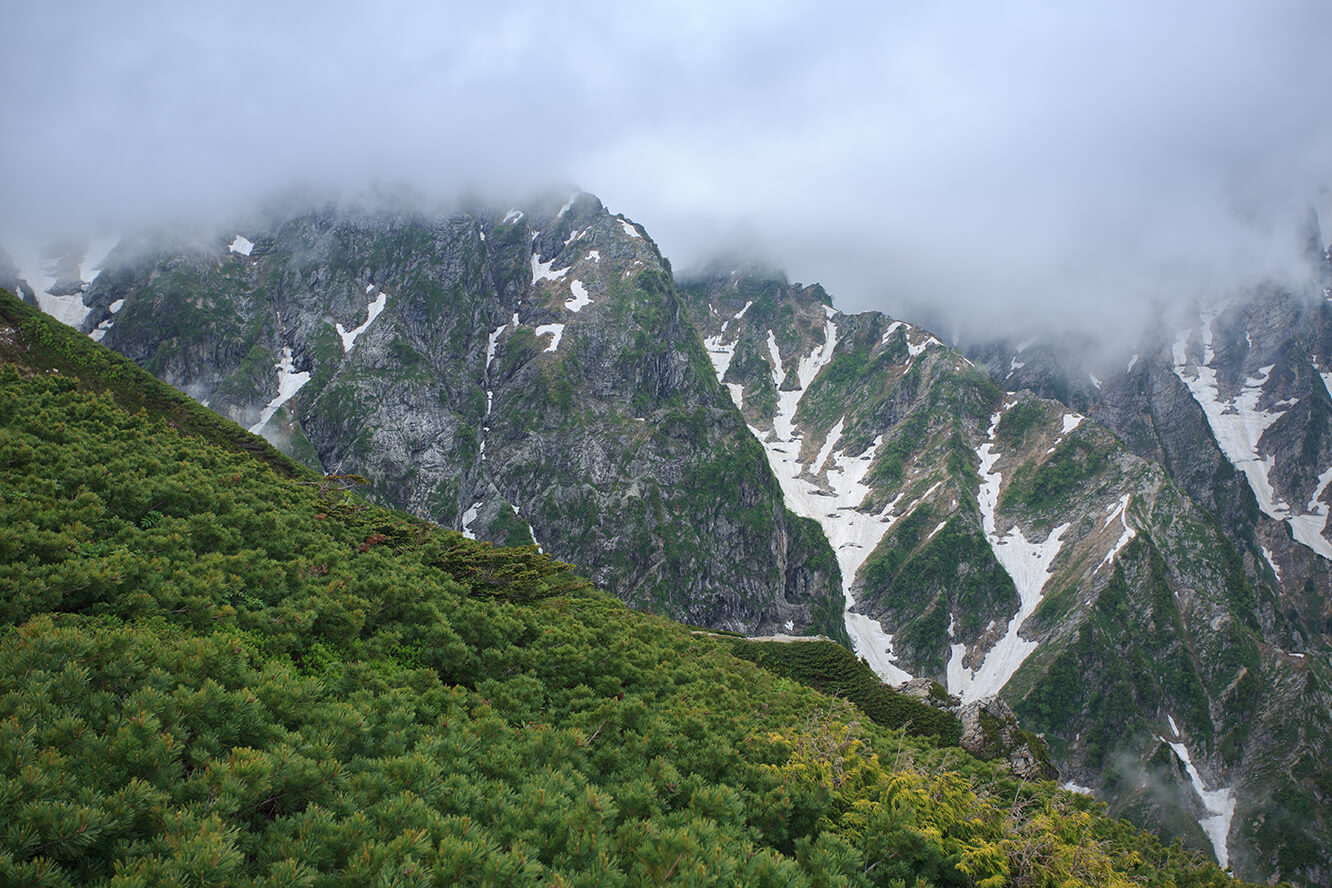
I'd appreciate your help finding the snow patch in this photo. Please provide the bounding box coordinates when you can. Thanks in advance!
[88,300,125,338]
[704,332,737,380]
[724,383,745,409]
[37,291,91,328]
[503,209,523,224]
[531,252,571,285]
[1008,358,1025,376]
[811,418,844,476]
[1096,494,1136,573]
[747,318,913,684]
[535,323,564,352]
[1088,372,1102,389]
[618,219,641,238]
[486,322,507,373]
[249,347,311,433]
[796,318,838,389]
[950,406,1069,701]
[587,250,600,262]
[1173,320,1329,557]
[89,318,114,341]
[1127,353,1139,373]
[13,243,92,327]
[1163,728,1235,868]
[765,330,784,385]
[461,502,483,540]
[908,332,943,358]
[565,280,592,312]
[1288,464,1332,558]
[1062,413,1083,434]
[228,235,254,256]
[336,289,388,353]
[485,321,507,420]
[557,193,578,217]
[1261,546,1282,582]
[499,503,541,551]
[703,308,749,381]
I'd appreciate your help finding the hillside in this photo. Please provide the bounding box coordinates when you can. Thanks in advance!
[679,266,1332,882]
[0,288,1251,886]
[8,196,1332,883]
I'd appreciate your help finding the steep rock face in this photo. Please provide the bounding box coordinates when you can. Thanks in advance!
[973,281,1332,651]
[960,276,1332,883]
[681,266,993,684]
[21,195,843,639]
[680,265,1332,884]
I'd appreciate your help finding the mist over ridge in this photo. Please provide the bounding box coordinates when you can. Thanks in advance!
[4,2,1331,345]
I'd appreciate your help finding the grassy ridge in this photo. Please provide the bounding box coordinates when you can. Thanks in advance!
[0,290,309,480]
[729,639,962,745]
[0,292,1248,886]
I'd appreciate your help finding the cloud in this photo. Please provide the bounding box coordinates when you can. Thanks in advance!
[3,1,1330,338]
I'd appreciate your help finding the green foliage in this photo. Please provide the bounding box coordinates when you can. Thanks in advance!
[860,517,1018,673]
[731,640,961,744]
[490,502,539,548]
[214,341,277,405]
[759,715,1241,888]
[0,299,1250,887]
[0,290,309,482]
[994,399,1046,447]
[1004,435,1108,512]
[796,329,879,430]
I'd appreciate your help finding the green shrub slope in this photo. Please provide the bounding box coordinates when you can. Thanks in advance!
[0,290,1248,886]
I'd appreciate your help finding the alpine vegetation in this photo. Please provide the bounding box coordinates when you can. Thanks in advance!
[7,194,1332,884]
[0,288,1252,886]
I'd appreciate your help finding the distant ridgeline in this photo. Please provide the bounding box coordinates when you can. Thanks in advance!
[0,287,1254,885]
[4,192,1332,885]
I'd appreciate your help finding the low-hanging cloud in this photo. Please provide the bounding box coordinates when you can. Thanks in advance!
[4,1,1330,339]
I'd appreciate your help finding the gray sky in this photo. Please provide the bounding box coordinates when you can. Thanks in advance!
[4,1,1330,338]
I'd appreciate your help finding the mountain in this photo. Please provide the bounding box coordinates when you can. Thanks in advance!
[7,195,1332,884]
[5,196,843,641]
[679,265,1332,883]
[0,287,1249,887]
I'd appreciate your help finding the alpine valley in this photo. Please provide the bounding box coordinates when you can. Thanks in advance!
[5,191,1331,885]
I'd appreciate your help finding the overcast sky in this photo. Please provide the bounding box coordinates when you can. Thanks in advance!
[4,1,1330,338]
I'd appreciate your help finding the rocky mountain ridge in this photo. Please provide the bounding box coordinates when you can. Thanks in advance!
[3,195,843,640]
[679,261,1331,884]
